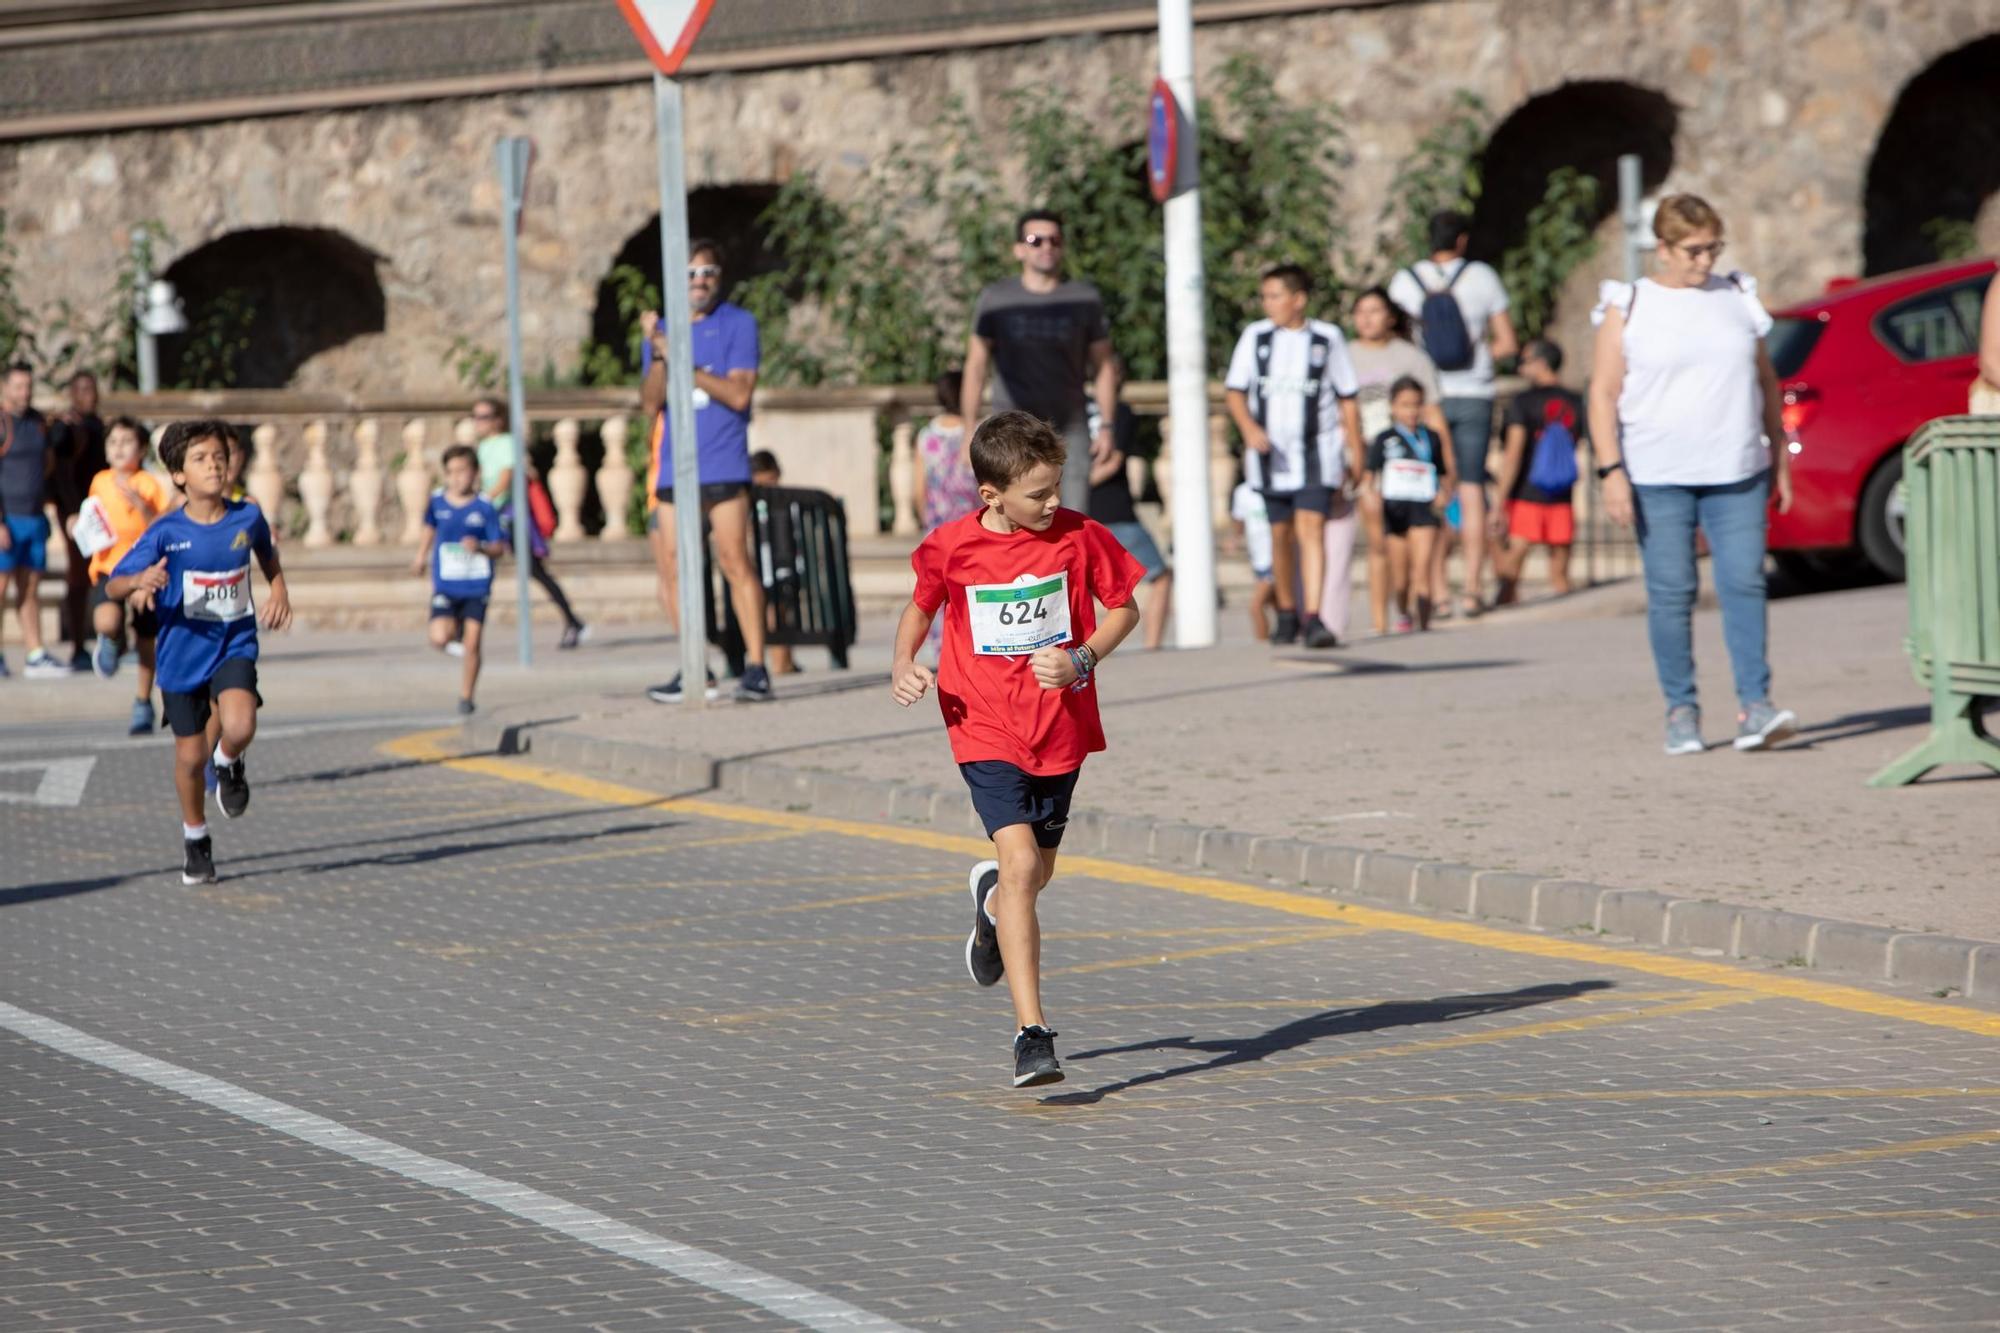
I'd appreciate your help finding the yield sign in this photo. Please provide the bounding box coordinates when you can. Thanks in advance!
[0,756,96,807]
[616,0,715,76]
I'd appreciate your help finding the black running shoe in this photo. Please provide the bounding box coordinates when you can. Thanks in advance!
[1271,610,1300,645]
[734,663,774,703]
[1302,616,1340,649]
[1012,1025,1063,1088]
[216,757,250,819]
[647,670,718,704]
[181,836,216,885]
[965,860,1003,987]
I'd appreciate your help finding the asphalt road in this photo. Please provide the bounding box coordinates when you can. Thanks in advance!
[4,715,1997,1331]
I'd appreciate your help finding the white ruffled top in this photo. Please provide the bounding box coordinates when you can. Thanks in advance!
[1592,271,1776,487]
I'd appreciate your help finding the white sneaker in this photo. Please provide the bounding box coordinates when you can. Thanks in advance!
[23,651,70,680]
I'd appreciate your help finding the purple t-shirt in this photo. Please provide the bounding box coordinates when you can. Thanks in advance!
[643,301,760,487]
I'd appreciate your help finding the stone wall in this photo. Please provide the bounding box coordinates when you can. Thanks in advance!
[2,0,1995,391]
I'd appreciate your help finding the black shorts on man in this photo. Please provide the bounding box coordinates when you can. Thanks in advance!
[430,593,489,624]
[654,481,749,509]
[1259,485,1334,525]
[160,657,261,738]
[960,761,1081,848]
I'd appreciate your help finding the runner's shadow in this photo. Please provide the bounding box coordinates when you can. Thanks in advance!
[228,818,682,881]
[1041,980,1614,1106]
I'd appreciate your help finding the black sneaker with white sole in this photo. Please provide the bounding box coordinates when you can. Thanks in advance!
[734,663,774,702]
[215,757,250,819]
[965,860,1003,987]
[182,836,216,885]
[1012,1025,1063,1088]
[647,670,718,704]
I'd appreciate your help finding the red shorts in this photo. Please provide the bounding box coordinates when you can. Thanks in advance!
[1507,499,1574,546]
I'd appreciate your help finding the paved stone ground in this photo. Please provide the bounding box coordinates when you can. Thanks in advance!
[3,720,1997,1329]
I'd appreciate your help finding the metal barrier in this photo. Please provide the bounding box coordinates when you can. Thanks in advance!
[1869,416,2000,786]
[707,485,860,675]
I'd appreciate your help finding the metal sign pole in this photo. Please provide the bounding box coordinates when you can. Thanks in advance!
[654,71,708,706]
[497,137,535,669]
[1158,0,1215,648]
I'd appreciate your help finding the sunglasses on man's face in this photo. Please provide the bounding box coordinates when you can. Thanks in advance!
[1021,234,1064,249]
[689,264,721,279]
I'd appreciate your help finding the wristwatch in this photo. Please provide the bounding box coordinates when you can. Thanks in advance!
[1596,460,1626,480]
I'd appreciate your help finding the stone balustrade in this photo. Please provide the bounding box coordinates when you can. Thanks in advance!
[93,382,1244,552]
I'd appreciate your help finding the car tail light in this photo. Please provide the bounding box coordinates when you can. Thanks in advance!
[1782,386,1820,438]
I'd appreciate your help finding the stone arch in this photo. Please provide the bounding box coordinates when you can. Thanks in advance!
[588,185,785,360]
[1863,33,2000,275]
[1468,80,1678,264]
[158,226,386,389]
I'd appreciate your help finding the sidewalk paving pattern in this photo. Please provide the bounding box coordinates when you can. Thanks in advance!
[3,723,1998,1328]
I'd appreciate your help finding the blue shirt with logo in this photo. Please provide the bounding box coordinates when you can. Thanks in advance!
[642,300,759,486]
[112,501,272,694]
[424,492,501,599]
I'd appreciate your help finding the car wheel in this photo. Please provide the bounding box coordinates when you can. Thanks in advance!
[1856,452,1905,582]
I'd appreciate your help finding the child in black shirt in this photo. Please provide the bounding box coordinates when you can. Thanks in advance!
[1364,376,1457,632]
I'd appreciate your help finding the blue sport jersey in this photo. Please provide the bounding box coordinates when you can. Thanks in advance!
[424,492,501,599]
[112,500,273,694]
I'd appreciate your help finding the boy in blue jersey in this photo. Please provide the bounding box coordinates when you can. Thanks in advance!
[412,444,506,714]
[107,420,290,885]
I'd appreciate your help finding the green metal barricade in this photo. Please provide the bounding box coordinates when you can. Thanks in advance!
[1869,416,2000,786]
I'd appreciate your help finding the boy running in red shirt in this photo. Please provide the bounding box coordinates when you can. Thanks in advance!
[892,411,1144,1088]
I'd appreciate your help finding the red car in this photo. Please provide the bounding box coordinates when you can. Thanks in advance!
[1767,256,1996,580]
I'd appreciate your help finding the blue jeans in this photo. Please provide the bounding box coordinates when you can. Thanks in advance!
[1631,471,1771,713]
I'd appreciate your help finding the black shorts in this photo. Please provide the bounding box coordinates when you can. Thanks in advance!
[960,761,1081,848]
[430,593,489,624]
[1381,499,1440,536]
[654,481,749,510]
[1261,485,1333,524]
[89,576,156,639]
[161,657,262,738]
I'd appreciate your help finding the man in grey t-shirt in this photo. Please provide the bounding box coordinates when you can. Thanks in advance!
[962,208,1118,509]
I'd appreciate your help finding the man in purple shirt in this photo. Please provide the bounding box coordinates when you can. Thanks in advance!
[640,238,771,703]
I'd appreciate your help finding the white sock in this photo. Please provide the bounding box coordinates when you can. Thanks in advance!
[183,822,208,841]
[213,744,237,768]
[983,895,1000,926]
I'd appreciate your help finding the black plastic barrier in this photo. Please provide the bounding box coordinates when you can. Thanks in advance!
[705,485,859,675]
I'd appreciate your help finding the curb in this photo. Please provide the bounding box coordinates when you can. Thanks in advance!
[461,716,1999,1004]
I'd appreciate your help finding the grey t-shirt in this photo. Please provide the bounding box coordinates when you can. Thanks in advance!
[972,277,1110,431]
[0,409,50,518]
[1347,339,1442,443]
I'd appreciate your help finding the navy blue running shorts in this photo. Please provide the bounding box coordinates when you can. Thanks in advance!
[161,656,261,738]
[430,593,489,624]
[960,761,1081,848]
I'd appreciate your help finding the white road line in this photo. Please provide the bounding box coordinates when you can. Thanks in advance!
[0,756,96,806]
[0,1001,912,1332]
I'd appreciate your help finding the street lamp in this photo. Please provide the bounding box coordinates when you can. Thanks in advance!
[135,276,187,394]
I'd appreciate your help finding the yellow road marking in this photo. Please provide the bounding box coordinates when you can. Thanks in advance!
[380,730,2000,1040]
[1381,1125,2000,1242]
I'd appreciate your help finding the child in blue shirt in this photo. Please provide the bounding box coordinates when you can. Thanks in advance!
[411,444,506,714]
[108,419,291,885]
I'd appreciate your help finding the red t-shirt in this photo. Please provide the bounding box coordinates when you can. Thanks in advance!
[912,508,1146,775]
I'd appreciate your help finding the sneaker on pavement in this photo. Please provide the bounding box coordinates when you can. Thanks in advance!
[23,650,68,680]
[1663,705,1705,756]
[965,861,1003,987]
[128,699,155,736]
[1012,1025,1063,1088]
[444,640,465,658]
[216,757,249,819]
[647,670,718,704]
[92,634,120,679]
[457,697,476,715]
[734,663,774,702]
[181,836,217,886]
[1302,616,1340,650]
[1733,701,1799,752]
[69,649,94,673]
[1271,610,1300,645]
[558,622,591,650]
[0,656,10,678]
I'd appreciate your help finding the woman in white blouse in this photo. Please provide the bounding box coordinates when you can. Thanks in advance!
[1588,194,1798,756]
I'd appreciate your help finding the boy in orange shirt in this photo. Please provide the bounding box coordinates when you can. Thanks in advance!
[74,416,172,732]
[892,411,1144,1088]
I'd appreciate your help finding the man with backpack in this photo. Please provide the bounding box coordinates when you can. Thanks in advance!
[1491,339,1582,603]
[1389,211,1518,618]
